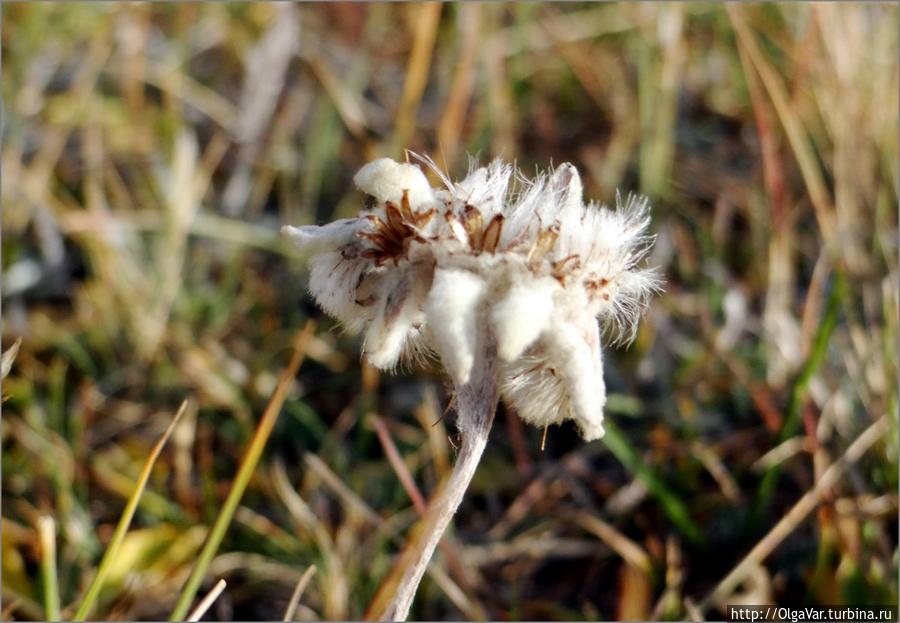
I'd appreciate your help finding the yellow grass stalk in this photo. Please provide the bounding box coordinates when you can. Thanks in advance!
[74,400,190,621]
[37,516,61,621]
[169,321,315,621]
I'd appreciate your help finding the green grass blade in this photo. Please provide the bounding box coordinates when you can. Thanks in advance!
[169,322,315,621]
[603,420,705,545]
[38,516,61,621]
[73,400,190,621]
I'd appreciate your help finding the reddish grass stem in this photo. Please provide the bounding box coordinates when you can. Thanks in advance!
[379,341,499,621]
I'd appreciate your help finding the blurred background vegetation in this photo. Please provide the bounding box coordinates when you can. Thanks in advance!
[2,2,898,621]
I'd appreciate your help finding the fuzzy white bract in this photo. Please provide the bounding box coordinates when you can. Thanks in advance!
[283,155,659,440]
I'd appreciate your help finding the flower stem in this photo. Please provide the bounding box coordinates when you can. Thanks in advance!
[380,344,499,621]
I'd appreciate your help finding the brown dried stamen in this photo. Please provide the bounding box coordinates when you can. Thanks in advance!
[462,204,483,249]
[585,276,612,301]
[399,189,416,221]
[527,224,559,263]
[357,198,433,265]
[385,202,411,236]
[481,214,504,254]
[551,254,581,285]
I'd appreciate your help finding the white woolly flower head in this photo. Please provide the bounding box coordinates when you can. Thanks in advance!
[283,154,660,441]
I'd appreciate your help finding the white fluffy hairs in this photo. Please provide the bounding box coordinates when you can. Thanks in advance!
[283,154,660,440]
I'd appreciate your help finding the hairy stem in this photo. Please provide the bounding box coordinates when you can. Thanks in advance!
[380,343,499,621]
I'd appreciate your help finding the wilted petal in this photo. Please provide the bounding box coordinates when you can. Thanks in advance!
[353,158,434,208]
[501,356,568,431]
[491,277,557,361]
[307,251,370,333]
[549,162,583,222]
[545,314,606,440]
[364,271,423,369]
[424,268,484,384]
[282,218,358,255]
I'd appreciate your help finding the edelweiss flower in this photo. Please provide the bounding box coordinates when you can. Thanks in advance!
[283,155,659,441]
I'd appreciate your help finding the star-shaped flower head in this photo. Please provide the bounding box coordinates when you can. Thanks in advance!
[283,155,660,441]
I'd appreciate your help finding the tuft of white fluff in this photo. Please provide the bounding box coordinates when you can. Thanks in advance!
[424,269,485,385]
[281,219,357,256]
[544,315,606,440]
[501,315,606,441]
[491,277,557,362]
[365,272,419,369]
[353,158,435,208]
[284,155,660,440]
[306,251,370,334]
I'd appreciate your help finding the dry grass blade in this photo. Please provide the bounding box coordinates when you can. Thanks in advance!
[483,6,633,58]
[460,535,599,567]
[60,210,300,258]
[698,415,891,613]
[727,5,837,250]
[488,476,550,540]
[37,516,60,621]
[169,321,315,621]
[186,578,227,622]
[2,587,43,621]
[304,453,383,525]
[683,597,704,622]
[751,437,807,473]
[1,336,22,380]
[412,388,450,478]
[575,512,652,574]
[73,399,190,621]
[436,3,480,166]
[392,2,443,153]
[617,559,652,621]
[223,3,299,215]
[691,441,742,502]
[369,413,483,612]
[282,565,317,622]
[377,391,496,621]
[305,53,369,140]
[143,64,237,129]
[2,596,24,621]
[370,414,427,514]
[639,4,685,197]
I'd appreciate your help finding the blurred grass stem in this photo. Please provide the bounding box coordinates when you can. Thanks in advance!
[392,3,442,154]
[73,400,190,621]
[379,344,499,621]
[169,322,315,621]
[755,271,846,512]
[700,414,890,613]
[282,565,317,622]
[37,516,60,621]
[379,418,493,621]
[186,578,227,622]
[603,421,704,545]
